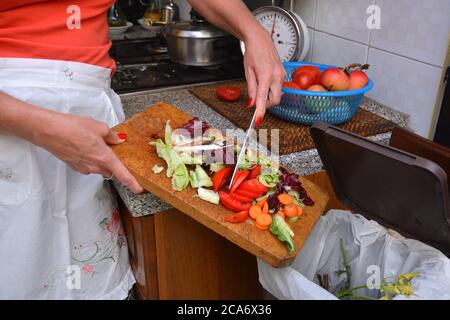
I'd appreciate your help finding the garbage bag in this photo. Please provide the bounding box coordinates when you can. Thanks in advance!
[258,210,450,300]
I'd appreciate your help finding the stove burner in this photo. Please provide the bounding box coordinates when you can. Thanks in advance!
[148,44,168,54]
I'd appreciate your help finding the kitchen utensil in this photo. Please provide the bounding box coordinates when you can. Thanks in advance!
[271,62,374,125]
[110,101,329,267]
[108,21,133,37]
[161,0,180,25]
[310,122,450,256]
[240,5,310,62]
[166,10,238,66]
[229,109,257,189]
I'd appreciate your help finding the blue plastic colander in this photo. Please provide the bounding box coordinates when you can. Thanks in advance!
[268,62,374,125]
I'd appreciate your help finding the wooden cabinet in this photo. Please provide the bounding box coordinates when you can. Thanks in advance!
[119,200,264,300]
[118,171,339,300]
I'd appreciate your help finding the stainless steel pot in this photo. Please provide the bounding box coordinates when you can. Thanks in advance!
[166,20,237,66]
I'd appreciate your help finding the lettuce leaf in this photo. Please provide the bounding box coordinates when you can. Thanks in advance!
[269,214,295,253]
[150,121,190,191]
[189,165,213,189]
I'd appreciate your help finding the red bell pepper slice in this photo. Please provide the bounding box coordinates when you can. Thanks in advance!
[234,188,262,199]
[219,191,252,212]
[239,179,268,195]
[212,167,232,192]
[249,165,262,179]
[229,192,253,203]
[230,170,250,193]
[224,210,249,223]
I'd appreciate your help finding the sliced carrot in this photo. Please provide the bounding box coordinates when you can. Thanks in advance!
[277,194,294,206]
[255,221,269,230]
[249,205,262,220]
[297,205,303,216]
[284,204,298,218]
[276,210,286,219]
[256,213,272,228]
[262,202,269,215]
[256,196,267,209]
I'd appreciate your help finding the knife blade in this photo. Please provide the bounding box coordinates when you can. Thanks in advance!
[228,108,257,189]
[173,144,233,152]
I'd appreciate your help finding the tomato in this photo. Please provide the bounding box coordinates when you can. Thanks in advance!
[216,86,241,102]
[249,165,262,179]
[282,82,301,90]
[320,68,350,91]
[293,71,317,90]
[224,210,249,223]
[308,84,327,92]
[219,191,253,212]
[348,70,369,90]
[212,167,232,192]
[230,170,250,193]
[238,179,268,195]
[229,192,253,203]
[292,65,321,82]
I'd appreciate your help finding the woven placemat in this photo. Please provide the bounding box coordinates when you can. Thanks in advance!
[189,81,396,155]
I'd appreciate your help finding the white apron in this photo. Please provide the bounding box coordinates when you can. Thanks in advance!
[0,58,135,299]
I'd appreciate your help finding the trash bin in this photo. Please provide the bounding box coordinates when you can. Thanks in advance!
[258,123,450,300]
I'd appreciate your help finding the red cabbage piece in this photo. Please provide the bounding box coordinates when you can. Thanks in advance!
[268,168,315,210]
[180,117,210,137]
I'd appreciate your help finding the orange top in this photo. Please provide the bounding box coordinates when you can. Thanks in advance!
[0,0,115,70]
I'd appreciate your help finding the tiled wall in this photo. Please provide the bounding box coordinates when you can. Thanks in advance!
[294,0,450,137]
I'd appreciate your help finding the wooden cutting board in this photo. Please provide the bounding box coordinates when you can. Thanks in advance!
[111,101,329,268]
[189,81,397,155]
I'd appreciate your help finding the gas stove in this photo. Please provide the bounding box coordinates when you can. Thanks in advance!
[110,37,245,94]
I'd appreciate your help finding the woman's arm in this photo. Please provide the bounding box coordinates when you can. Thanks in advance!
[0,92,143,193]
[187,0,286,126]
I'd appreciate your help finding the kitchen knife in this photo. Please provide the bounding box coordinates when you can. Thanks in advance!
[173,144,233,152]
[228,108,257,189]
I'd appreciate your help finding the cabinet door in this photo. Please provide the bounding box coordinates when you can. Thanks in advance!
[119,199,159,300]
[154,209,264,300]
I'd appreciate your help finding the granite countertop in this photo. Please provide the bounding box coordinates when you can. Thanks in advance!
[113,88,409,217]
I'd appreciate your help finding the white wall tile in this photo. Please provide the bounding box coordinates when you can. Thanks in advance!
[294,0,317,28]
[315,0,375,44]
[304,27,314,62]
[366,48,443,136]
[371,0,450,67]
[311,31,368,67]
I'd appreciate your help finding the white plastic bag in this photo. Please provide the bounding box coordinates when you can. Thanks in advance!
[258,210,450,300]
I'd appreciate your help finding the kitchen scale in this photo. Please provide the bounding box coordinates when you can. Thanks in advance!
[241,4,310,62]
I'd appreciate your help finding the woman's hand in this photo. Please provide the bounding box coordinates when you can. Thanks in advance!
[0,91,143,194]
[34,112,144,193]
[186,0,286,127]
[243,29,286,127]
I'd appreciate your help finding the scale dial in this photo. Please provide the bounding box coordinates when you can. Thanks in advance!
[241,6,310,62]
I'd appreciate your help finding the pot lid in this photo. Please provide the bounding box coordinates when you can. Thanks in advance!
[167,21,229,39]
[310,122,450,256]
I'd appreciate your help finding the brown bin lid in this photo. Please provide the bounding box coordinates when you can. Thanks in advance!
[310,122,450,256]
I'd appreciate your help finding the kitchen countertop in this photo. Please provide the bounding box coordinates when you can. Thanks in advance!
[113,88,409,217]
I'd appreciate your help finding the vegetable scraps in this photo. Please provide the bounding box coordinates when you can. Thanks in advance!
[150,118,315,254]
[270,215,295,253]
[150,121,190,192]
